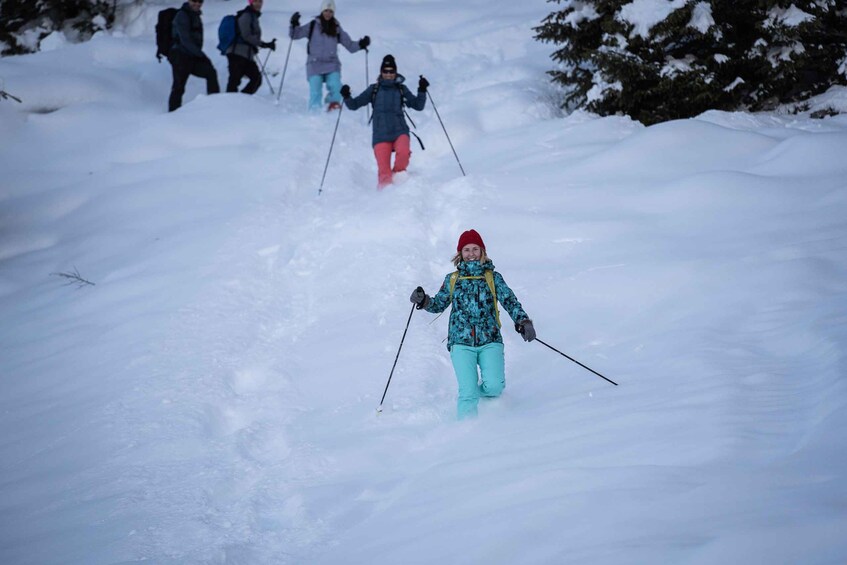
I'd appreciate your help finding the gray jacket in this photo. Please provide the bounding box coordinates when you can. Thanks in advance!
[289,17,361,77]
[172,3,205,58]
[227,7,262,60]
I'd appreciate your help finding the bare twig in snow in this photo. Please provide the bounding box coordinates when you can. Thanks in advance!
[51,266,95,288]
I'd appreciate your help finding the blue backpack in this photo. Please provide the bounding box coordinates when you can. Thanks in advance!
[217,10,246,55]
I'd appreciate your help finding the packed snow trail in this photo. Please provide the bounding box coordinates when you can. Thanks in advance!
[2,0,847,563]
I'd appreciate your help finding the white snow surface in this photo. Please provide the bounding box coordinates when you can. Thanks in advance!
[688,2,715,35]
[618,0,687,38]
[2,0,847,563]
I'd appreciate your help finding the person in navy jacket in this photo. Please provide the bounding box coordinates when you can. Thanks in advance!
[168,0,219,112]
[341,54,427,189]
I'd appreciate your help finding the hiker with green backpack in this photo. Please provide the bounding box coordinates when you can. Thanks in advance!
[410,229,536,420]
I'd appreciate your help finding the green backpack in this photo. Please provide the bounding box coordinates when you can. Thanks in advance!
[448,270,501,328]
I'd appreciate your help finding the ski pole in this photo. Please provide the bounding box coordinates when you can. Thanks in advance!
[535,338,618,386]
[365,49,370,122]
[275,37,294,104]
[427,90,466,176]
[377,302,417,413]
[318,103,344,195]
[257,50,275,96]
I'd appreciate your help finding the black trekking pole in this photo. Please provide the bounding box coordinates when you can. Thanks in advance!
[318,103,344,195]
[365,49,370,122]
[427,90,466,176]
[377,302,417,413]
[536,338,618,386]
[257,50,275,96]
[275,37,293,104]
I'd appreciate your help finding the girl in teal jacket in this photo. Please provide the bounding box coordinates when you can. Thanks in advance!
[410,229,536,419]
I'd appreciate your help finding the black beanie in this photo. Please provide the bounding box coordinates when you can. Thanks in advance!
[381,54,396,72]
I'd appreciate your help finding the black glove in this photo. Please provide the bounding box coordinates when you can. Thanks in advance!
[410,286,430,309]
[358,36,370,49]
[290,12,300,27]
[516,320,536,342]
[340,84,351,99]
[261,39,276,51]
[418,75,429,92]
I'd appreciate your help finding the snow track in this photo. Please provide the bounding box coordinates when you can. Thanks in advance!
[2,0,847,563]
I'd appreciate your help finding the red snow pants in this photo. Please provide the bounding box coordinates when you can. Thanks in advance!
[373,134,411,189]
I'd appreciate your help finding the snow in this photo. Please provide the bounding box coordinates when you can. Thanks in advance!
[766,4,816,28]
[2,0,847,564]
[563,2,601,28]
[688,2,715,34]
[618,0,686,39]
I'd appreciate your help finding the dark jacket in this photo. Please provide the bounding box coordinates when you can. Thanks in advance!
[172,3,205,58]
[344,73,426,146]
[227,7,262,59]
[425,260,530,351]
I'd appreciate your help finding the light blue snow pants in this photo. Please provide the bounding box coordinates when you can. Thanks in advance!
[449,342,505,420]
[308,71,342,111]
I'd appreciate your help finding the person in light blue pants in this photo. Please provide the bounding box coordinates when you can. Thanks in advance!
[308,70,341,110]
[451,343,505,419]
[289,0,370,111]
[410,229,537,420]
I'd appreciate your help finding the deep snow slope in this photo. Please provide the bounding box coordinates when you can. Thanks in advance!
[1,0,847,564]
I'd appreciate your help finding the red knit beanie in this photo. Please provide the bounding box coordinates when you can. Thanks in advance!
[457,229,485,253]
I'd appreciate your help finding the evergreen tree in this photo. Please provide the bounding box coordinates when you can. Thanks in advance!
[1,0,116,56]
[534,0,847,124]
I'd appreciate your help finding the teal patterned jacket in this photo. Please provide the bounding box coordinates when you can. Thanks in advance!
[425,260,530,350]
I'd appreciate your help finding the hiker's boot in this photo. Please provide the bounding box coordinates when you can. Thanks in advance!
[327,101,341,111]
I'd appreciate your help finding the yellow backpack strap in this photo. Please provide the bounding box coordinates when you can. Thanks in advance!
[485,270,501,327]
[450,271,501,328]
[449,271,459,299]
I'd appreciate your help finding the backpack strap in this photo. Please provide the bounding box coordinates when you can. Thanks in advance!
[448,271,501,328]
[484,270,501,328]
[307,20,316,54]
[235,8,247,45]
[367,83,379,125]
[449,271,459,296]
[399,88,424,148]
[409,130,425,150]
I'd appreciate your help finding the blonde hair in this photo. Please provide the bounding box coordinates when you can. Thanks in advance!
[452,249,490,267]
